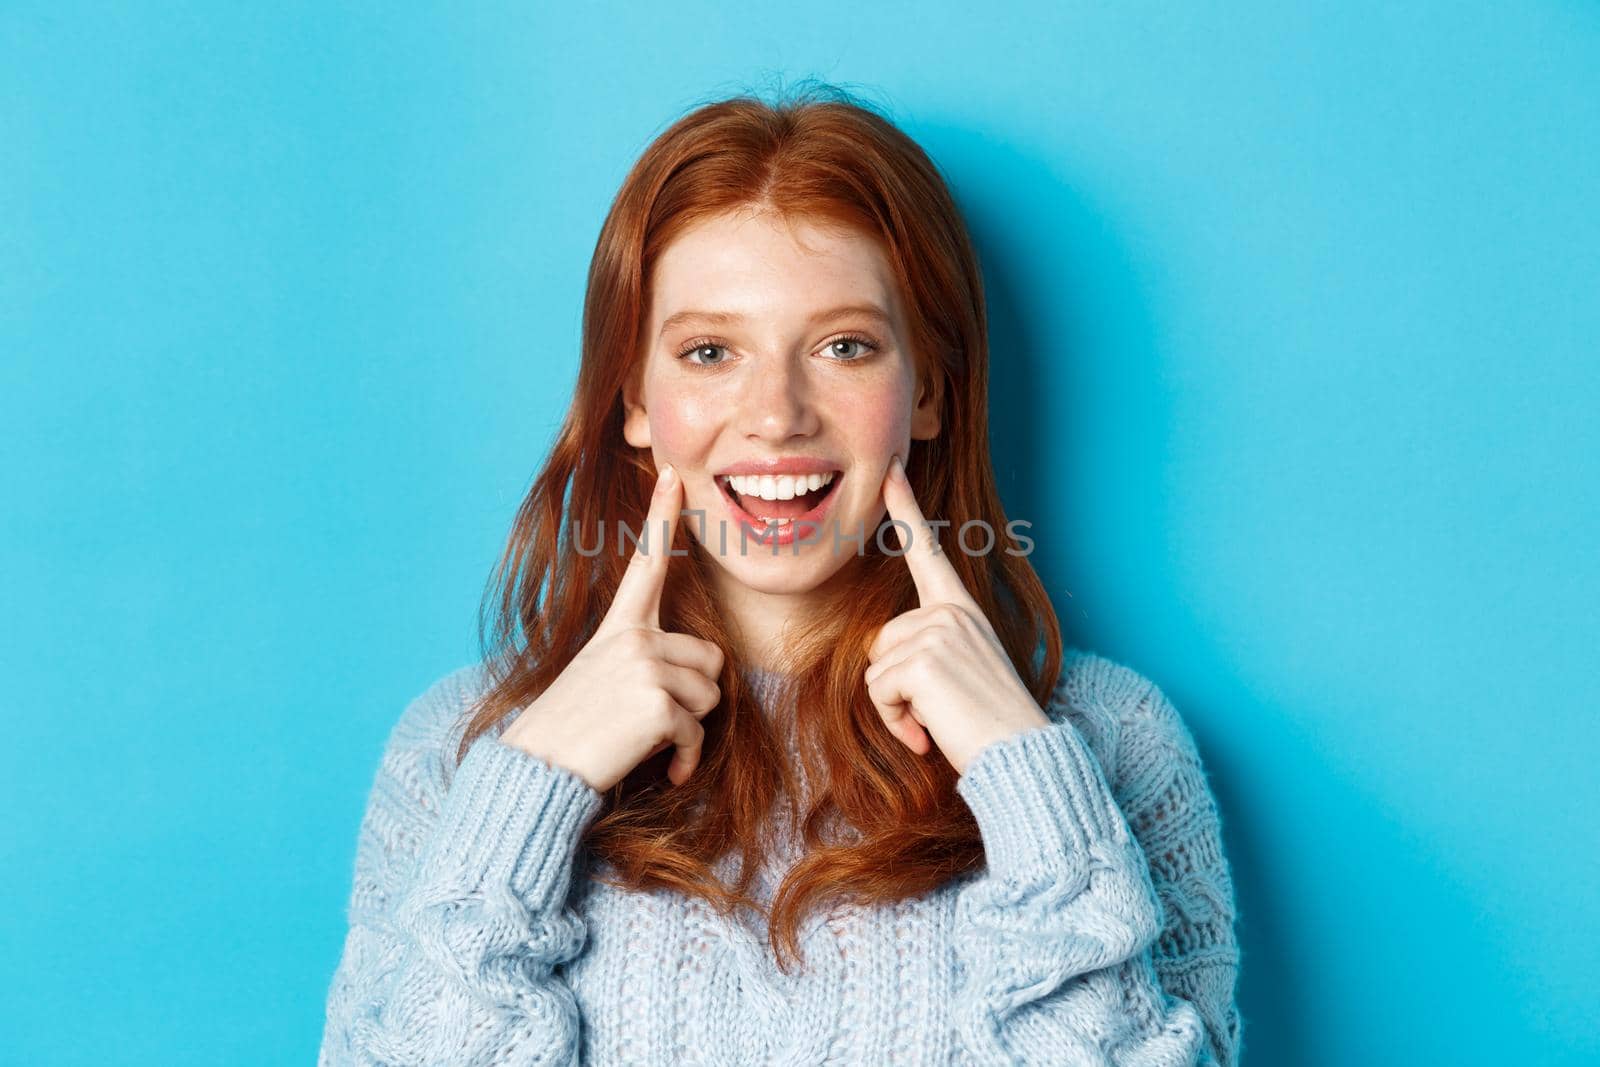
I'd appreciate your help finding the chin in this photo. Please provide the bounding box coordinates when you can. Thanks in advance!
[700,531,855,596]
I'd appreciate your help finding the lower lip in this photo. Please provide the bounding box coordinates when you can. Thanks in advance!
[717,474,844,548]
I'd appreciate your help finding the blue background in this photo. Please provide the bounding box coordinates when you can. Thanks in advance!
[4,3,1596,1064]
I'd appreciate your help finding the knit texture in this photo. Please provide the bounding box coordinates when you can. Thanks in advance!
[318,647,1242,1065]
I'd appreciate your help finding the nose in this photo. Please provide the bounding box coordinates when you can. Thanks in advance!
[739,352,819,443]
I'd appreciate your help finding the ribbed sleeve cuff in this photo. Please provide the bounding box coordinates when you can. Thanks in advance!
[420,733,605,914]
[956,721,1130,881]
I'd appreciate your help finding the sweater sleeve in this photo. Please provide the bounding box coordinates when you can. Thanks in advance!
[1120,680,1243,1065]
[317,673,605,1066]
[949,675,1239,1066]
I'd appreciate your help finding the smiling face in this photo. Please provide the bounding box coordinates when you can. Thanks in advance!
[622,206,941,617]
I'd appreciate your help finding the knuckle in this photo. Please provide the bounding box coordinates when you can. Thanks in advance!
[646,691,677,728]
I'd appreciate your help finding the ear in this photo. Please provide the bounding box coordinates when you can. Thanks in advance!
[622,369,652,448]
[910,370,941,440]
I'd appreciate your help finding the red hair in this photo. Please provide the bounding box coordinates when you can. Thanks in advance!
[452,82,1062,974]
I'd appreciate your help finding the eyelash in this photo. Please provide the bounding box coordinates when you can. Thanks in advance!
[673,333,881,367]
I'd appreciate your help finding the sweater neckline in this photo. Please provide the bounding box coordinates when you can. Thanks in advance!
[738,662,796,712]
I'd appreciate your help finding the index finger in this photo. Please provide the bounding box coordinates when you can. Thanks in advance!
[603,463,683,631]
[880,453,977,608]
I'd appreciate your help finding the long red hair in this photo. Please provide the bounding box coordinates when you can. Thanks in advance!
[451,83,1062,974]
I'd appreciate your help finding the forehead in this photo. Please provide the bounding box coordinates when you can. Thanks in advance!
[648,209,898,324]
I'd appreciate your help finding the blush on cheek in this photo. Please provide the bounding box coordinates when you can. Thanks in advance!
[839,390,912,458]
[645,395,723,525]
[648,394,717,459]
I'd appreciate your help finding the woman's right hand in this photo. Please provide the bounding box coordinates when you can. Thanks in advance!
[499,463,724,792]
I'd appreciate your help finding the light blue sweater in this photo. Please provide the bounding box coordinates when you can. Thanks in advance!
[318,648,1241,1065]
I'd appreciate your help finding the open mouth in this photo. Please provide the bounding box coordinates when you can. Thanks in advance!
[715,470,843,542]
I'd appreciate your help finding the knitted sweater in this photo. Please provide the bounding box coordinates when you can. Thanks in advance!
[317,647,1242,1065]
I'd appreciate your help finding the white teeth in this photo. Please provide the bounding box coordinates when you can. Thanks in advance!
[723,470,836,501]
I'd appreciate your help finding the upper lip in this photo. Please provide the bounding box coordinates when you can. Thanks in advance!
[713,457,842,478]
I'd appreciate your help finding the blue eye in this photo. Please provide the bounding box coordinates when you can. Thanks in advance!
[826,335,879,360]
[677,342,729,366]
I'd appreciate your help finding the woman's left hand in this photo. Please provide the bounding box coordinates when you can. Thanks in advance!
[865,454,1052,775]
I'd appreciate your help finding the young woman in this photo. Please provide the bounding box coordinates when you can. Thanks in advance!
[319,86,1242,1066]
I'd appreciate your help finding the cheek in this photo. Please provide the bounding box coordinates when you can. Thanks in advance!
[835,380,914,457]
[647,389,718,459]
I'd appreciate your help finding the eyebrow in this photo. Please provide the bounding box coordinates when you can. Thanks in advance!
[657,303,893,337]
